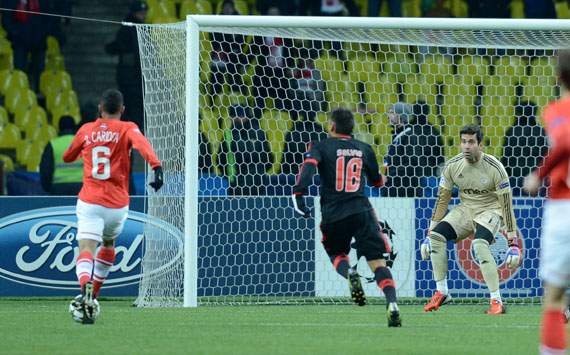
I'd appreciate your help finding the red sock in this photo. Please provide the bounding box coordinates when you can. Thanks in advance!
[92,247,116,298]
[541,309,567,354]
[75,251,93,288]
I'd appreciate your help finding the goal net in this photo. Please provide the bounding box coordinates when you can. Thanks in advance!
[135,16,568,307]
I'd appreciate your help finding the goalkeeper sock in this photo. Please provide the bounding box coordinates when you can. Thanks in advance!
[331,254,350,279]
[490,290,502,303]
[429,233,448,283]
[540,309,566,354]
[374,266,397,304]
[472,239,500,296]
[75,251,93,288]
[436,279,448,295]
[93,246,116,298]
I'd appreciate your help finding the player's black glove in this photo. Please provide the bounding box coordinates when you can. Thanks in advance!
[149,166,164,192]
[292,194,311,218]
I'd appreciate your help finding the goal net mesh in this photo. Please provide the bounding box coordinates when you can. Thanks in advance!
[135,19,567,307]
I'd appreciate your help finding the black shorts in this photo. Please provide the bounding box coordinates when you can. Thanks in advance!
[320,210,391,261]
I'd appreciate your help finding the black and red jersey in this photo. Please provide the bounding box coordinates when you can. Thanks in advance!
[293,134,384,223]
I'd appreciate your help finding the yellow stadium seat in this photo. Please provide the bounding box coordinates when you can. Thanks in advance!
[420,54,453,85]
[402,0,421,17]
[510,0,525,18]
[494,56,527,86]
[449,0,468,17]
[366,113,392,165]
[483,76,517,100]
[556,0,570,18]
[24,107,48,141]
[457,55,490,84]
[0,50,13,70]
[39,70,72,98]
[147,0,176,23]
[314,54,345,82]
[46,35,61,55]
[325,77,360,111]
[0,69,29,96]
[200,108,223,174]
[47,89,79,115]
[180,0,213,16]
[0,106,7,125]
[384,52,417,83]
[402,75,438,106]
[44,54,65,71]
[0,122,21,149]
[365,78,398,114]
[346,53,380,83]
[0,153,14,172]
[259,110,292,174]
[5,88,36,114]
[24,141,45,172]
[480,95,516,159]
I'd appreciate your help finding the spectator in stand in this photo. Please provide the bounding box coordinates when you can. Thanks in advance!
[251,5,295,113]
[257,0,297,15]
[501,100,548,195]
[368,0,402,16]
[299,0,360,16]
[280,112,328,175]
[209,0,248,99]
[105,1,148,132]
[524,0,556,18]
[288,50,327,121]
[383,102,444,197]
[217,105,273,195]
[467,0,511,18]
[40,116,82,195]
[2,0,57,92]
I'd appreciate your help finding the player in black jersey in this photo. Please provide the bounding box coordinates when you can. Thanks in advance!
[292,108,401,327]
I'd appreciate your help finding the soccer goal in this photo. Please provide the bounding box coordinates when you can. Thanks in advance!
[134,16,569,307]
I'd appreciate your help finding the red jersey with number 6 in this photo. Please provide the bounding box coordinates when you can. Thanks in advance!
[63,118,161,208]
[539,96,570,200]
[293,134,383,223]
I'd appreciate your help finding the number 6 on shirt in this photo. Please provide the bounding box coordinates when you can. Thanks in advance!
[92,146,111,180]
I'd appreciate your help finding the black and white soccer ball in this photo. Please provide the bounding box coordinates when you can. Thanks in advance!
[68,294,100,323]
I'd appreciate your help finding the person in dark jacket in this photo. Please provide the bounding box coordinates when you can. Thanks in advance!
[105,1,147,131]
[40,116,82,195]
[502,101,548,195]
[384,102,444,197]
[217,105,273,195]
[280,113,328,175]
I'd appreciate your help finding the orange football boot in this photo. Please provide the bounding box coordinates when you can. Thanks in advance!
[485,299,506,315]
[424,291,451,312]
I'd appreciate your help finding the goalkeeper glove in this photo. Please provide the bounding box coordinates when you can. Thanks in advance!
[292,194,311,218]
[505,231,522,269]
[149,166,164,192]
[420,221,437,261]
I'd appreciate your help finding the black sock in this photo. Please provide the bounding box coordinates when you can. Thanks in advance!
[374,266,397,304]
[331,255,350,279]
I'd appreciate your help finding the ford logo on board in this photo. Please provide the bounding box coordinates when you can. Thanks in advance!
[0,206,183,290]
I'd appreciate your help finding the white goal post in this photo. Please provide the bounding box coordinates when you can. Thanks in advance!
[134,16,570,308]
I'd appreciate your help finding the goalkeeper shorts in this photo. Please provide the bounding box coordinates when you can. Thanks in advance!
[76,199,128,243]
[320,210,391,261]
[540,200,570,288]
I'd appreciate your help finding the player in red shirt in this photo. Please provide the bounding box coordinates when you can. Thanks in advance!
[63,89,163,324]
[524,50,570,355]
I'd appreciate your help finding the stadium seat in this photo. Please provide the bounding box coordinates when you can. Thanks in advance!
[0,106,7,126]
[402,0,421,17]
[314,54,345,82]
[23,107,48,141]
[510,0,525,18]
[364,78,398,114]
[402,75,438,106]
[0,50,13,71]
[180,0,213,16]
[384,51,417,83]
[346,53,380,83]
[325,77,360,111]
[366,113,392,164]
[46,35,61,55]
[480,95,515,159]
[52,109,81,130]
[449,0,468,18]
[44,53,65,71]
[0,153,14,172]
[21,140,44,172]
[556,0,570,18]
[527,57,559,108]
[0,69,29,97]
[0,122,21,149]
[259,110,292,174]
[420,54,453,85]
[46,89,79,115]
[493,56,528,86]
[147,0,176,23]
[200,108,223,174]
[39,70,72,98]
[5,87,37,114]
[216,0,248,14]
[456,55,490,84]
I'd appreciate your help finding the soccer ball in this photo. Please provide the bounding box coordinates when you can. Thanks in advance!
[68,294,100,323]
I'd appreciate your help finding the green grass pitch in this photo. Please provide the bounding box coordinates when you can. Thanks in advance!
[0,299,566,355]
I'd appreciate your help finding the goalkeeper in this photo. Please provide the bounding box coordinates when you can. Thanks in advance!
[421,124,521,315]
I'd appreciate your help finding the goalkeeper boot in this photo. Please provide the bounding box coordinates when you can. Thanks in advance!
[485,299,506,315]
[424,291,451,312]
[347,267,367,306]
[81,281,95,325]
[387,302,402,327]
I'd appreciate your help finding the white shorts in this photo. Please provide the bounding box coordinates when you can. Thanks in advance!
[540,200,570,288]
[76,199,128,243]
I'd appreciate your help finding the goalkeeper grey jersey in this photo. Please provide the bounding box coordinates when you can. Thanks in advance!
[439,153,511,211]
